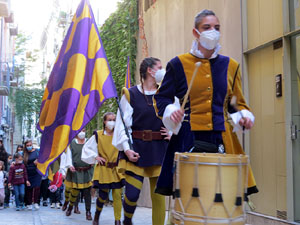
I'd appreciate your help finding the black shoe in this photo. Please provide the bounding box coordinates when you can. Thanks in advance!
[42,202,48,207]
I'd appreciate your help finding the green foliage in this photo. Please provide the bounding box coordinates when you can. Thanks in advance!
[11,87,44,137]
[10,31,43,137]
[14,32,39,84]
[86,0,138,136]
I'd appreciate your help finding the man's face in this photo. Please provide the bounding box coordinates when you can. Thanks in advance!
[193,15,220,39]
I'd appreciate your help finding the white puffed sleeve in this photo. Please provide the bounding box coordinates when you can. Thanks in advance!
[81,135,98,164]
[112,95,133,151]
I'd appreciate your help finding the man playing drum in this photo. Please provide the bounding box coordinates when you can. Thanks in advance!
[153,9,258,198]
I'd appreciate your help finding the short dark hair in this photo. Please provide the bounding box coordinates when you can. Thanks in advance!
[14,153,22,160]
[194,9,216,28]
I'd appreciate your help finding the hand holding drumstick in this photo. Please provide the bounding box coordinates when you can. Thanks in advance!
[170,62,202,124]
[230,96,253,130]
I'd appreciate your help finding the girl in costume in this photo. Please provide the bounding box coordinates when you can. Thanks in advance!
[82,112,125,225]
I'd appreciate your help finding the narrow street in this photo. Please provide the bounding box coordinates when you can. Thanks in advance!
[0,203,159,225]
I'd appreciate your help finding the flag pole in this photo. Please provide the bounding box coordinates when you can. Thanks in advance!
[115,97,133,150]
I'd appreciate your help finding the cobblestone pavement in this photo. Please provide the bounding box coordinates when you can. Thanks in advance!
[0,202,169,225]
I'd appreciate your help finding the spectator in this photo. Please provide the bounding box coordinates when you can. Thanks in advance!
[0,160,7,209]
[8,153,30,211]
[16,145,23,156]
[23,139,42,210]
[49,171,63,209]
[0,140,8,172]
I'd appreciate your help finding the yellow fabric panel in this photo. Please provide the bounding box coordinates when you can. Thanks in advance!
[178,53,213,131]
[222,121,257,189]
[112,188,122,220]
[177,54,249,131]
[125,173,143,190]
[64,180,93,189]
[122,87,130,103]
[149,177,166,225]
[117,159,162,178]
[124,211,133,219]
[37,125,70,174]
[92,130,125,184]
[124,195,137,207]
[227,58,251,112]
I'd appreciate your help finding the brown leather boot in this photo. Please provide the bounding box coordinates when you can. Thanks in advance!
[92,211,100,225]
[74,205,81,214]
[66,205,73,216]
[123,221,133,225]
[86,211,93,220]
[62,201,69,211]
[115,220,121,225]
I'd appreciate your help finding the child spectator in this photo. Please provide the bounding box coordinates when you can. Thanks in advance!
[49,171,63,209]
[8,153,30,211]
[0,160,8,209]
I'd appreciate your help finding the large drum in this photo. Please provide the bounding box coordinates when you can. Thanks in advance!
[172,153,249,225]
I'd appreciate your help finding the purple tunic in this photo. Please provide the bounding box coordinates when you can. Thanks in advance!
[120,86,168,167]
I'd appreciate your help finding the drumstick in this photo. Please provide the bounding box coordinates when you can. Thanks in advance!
[181,62,202,110]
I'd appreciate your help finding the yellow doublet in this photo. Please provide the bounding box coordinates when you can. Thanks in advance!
[118,160,162,178]
[93,130,125,184]
[178,53,249,131]
[178,53,256,189]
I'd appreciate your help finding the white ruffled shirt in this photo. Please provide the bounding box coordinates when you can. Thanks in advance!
[59,139,86,175]
[190,39,221,59]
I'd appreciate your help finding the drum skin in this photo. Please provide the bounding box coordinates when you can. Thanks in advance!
[172,153,248,225]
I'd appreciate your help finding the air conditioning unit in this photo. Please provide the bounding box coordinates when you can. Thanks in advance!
[0,86,9,96]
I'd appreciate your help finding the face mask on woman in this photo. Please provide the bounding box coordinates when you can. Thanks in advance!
[155,69,166,84]
[106,121,115,131]
[195,29,220,50]
[26,146,33,151]
[77,131,86,139]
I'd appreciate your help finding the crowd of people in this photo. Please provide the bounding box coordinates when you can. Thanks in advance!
[0,9,258,225]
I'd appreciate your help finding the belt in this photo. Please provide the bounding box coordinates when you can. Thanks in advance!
[103,162,118,169]
[132,130,163,141]
[74,165,92,171]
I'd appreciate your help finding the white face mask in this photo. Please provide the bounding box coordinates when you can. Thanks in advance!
[106,121,115,130]
[155,69,166,84]
[77,131,86,139]
[196,29,220,50]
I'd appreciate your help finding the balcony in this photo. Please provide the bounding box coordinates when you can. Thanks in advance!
[9,26,18,36]
[0,86,9,95]
[4,12,13,23]
[0,62,12,96]
[0,0,10,17]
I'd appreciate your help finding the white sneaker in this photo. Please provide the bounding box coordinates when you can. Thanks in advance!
[56,203,60,209]
[50,203,55,208]
[34,203,40,210]
[27,205,32,210]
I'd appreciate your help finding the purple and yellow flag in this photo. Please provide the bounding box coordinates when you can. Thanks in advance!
[37,0,117,175]
[125,56,131,88]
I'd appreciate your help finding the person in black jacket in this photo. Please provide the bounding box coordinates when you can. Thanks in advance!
[0,140,8,172]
